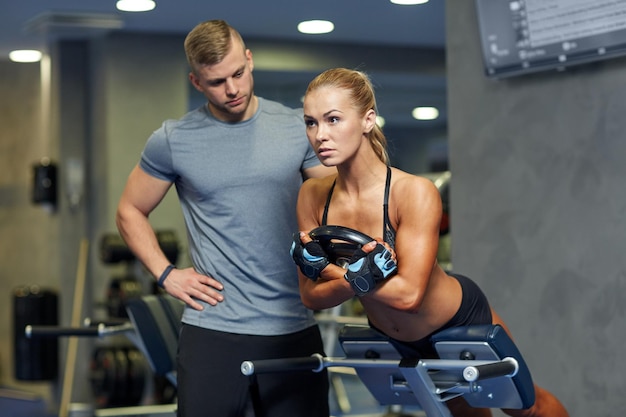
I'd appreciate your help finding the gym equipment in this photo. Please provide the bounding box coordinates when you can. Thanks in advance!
[0,388,48,417]
[25,294,184,411]
[310,225,390,413]
[25,294,183,384]
[242,225,535,417]
[241,323,535,417]
[100,231,180,318]
[310,225,373,268]
[60,238,89,417]
[90,346,147,408]
[13,285,59,381]
[106,276,143,319]
[124,295,183,386]
[100,231,179,266]
[32,157,58,211]
[419,171,451,236]
[434,171,450,236]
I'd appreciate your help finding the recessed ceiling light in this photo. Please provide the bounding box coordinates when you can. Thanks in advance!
[116,0,156,12]
[9,50,43,63]
[297,20,334,35]
[412,106,439,120]
[390,0,429,5]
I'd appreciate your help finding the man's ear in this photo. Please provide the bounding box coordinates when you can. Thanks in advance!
[246,49,254,72]
[189,72,203,93]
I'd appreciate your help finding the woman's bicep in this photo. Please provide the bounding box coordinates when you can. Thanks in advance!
[396,179,442,269]
[374,178,442,310]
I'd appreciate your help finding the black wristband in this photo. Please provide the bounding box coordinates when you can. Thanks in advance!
[158,264,175,288]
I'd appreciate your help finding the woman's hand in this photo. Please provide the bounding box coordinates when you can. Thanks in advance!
[290,232,330,280]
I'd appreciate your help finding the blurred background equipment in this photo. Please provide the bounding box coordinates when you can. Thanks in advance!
[13,285,59,381]
[99,230,179,318]
[421,171,451,271]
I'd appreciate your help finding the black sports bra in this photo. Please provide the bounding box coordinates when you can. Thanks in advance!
[321,166,397,248]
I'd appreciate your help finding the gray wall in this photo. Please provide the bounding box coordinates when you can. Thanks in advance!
[447,1,626,416]
[0,57,60,404]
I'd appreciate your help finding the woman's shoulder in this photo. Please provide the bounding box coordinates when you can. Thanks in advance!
[390,168,442,210]
[389,169,443,232]
[390,168,438,193]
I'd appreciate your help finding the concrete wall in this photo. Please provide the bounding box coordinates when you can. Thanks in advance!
[447,1,626,416]
[0,57,60,405]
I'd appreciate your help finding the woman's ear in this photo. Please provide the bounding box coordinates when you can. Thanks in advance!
[363,108,377,133]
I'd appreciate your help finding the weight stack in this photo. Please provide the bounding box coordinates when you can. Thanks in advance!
[13,286,59,381]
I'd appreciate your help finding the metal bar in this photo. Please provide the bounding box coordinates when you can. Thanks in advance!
[241,353,325,375]
[418,358,502,371]
[462,357,518,382]
[25,322,134,338]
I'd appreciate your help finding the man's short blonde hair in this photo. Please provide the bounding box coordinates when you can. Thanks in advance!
[184,19,246,73]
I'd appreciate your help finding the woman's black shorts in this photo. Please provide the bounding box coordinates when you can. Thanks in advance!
[387,273,493,359]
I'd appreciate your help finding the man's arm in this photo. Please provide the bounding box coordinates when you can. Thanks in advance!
[116,165,224,310]
[116,165,173,279]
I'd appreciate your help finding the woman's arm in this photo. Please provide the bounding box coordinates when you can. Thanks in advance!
[294,173,443,313]
[295,177,355,310]
[365,174,443,313]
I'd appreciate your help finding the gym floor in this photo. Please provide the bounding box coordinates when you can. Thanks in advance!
[0,387,52,417]
[0,374,425,417]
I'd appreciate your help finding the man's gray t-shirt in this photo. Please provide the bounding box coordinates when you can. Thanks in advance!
[140,98,320,335]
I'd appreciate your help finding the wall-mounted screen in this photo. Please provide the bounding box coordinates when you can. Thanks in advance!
[476,0,626,78]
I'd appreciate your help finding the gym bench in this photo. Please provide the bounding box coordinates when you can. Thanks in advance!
[241,323,535,417]
[25,294,183,416]
[26,294,183,387]
[26,294,535,417]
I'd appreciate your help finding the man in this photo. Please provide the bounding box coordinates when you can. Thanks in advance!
[116,20,334,417]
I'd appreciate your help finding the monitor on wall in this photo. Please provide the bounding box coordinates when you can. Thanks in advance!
[476,0,626,78]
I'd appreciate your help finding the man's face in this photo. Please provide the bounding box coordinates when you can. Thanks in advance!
[189,39,255,122]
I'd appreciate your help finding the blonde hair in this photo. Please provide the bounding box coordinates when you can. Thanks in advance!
[183,20,246,73]
[305,68,390,164]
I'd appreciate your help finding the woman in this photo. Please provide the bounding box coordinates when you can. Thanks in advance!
[292,68,568,417]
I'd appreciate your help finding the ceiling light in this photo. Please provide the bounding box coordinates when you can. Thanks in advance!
[412,106,439,120]
[9,50,43,63]
[390,0,429,5]
[116,0,156,12]
[297,20,334,35]
[376,116,386,128]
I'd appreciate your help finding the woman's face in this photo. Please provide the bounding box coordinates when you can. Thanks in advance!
[303,86,373,166]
